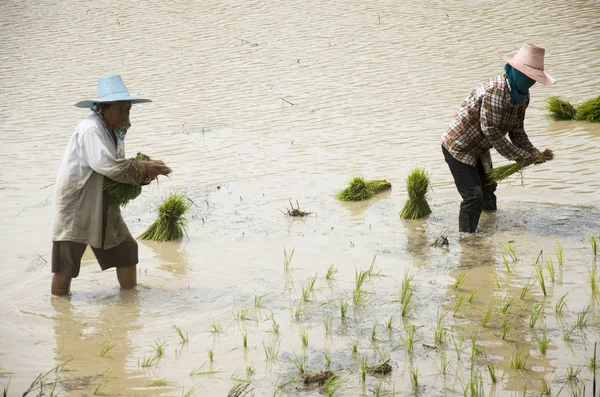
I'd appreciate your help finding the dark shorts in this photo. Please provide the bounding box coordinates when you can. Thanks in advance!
[51,235,138,278]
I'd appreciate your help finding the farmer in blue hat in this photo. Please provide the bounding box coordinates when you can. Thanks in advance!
[51,75,171,296]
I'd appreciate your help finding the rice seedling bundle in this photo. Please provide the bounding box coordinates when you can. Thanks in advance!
[336,176,391,201]
[546,96,600,123]
[399,168,431,219]
[574,96,600,122]
[139,192,192,241]
[546,96,577,120]
[485,149,554,185]
[103,152,152,206]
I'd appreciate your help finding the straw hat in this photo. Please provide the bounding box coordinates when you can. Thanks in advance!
[498,43,555,86]
[75,75,152,108]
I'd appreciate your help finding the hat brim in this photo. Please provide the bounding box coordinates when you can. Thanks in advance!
[75,94,152,108]
[497,52,556,86]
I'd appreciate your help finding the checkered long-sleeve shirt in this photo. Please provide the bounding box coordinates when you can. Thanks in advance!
[441,74,539,169]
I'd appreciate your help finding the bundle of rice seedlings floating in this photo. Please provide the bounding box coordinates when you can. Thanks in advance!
[103,152,153,206]
[574,96,600,123]
[139,192,192,241]
[546,96,576,120]
[485,149,554,185]
[336,176,391,201]
[399,168,431,219]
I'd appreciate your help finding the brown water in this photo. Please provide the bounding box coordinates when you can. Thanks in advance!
[1,0,599,396]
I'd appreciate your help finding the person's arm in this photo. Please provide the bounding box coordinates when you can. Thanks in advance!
[480,87,532,162]
[508,97,540,156]
[79,126,168,184]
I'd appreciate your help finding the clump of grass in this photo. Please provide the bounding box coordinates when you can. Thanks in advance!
[437,354,452,376]
[545,257,555,283]
[534,261,547,296]
[453,295,465,317]
[575,305,590,328]
[399,326,418,353]
[554,242,563,266]
[541,377,551,395]
[452,271,468,291]
[281,199,311,217]
[539,327,549,355]
[434,309,448,346]
[590,235,597,256]
[227,381,254,397]
[555,293,568,315]
[501,320,511,341]
[520,277,534,300]
[590,267,599,300]
[485,149,554,184]
[498,293,513,314]
[152,341,166,359]
[300,329,309,347]
[400,270,414,304]
[207,348,214,362]
[509,350,528,370]
[173,325,188,343]
[409,367,419,391]
[325,264,338,280]
[529,302,544,328]
[289,351,305,374]
[139,192,191,241]
[254,294,267,308]
[574,96,600,122]
[263,341,279,361]
[283,247,295,271]
[401,292,414,318]
[467,289,477,303]
[353,269,369,305]
[481,299,495,327]
[210,321,224,334]
[339,298,348,320]
[146,379,169,387]
[488,364,498,383]
[336,176,391,201]
[546,96,577,120]
[268,314,279,334]
[360,356,368,382]
[99,341,115,358]
[399,168,432,219]
[242,332,248,349]
[323,374,343,397]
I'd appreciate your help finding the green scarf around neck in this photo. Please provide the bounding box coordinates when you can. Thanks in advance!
[504,64,535,104]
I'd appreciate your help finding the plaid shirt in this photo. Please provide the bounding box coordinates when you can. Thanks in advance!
[441,74,538,169]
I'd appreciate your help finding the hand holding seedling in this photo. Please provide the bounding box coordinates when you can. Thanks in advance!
[142,160,172,180]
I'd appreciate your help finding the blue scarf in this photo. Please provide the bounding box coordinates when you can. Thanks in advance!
[504,64,535,104]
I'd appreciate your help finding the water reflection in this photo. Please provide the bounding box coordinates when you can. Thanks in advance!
[141,240,190,276]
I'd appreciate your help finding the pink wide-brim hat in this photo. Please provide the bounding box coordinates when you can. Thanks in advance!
[498,43,556,86]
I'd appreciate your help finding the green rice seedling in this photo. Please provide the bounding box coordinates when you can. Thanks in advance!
[373,381,384,397]
[307,273,318,292]
[539,326,549,355]
[400,326,418,353]
[246,366,255,378]
[509,350,528,370]
[481,299,495,327]
[554,242,563,265]
[267,313,279,334]
[399,168,432,219]
[467,289,477,303]
[490,271,501,290]
[351,336,360,356]
[324,351,332,370]
[152,341,166,359]
[293,302,304,320]
[534,262,547,296]
[437,353,452,376]
[590,235,597,256]
[453,295,466,317]
[575,305,590,328]
[520,277,534,300]
[210,321,224,334]
[505,242,518,262]
[540,377,551,395]
[590,267,599,300]
[283,247,295,271]
[587,353,597,373]
[452,271,468,291]
[555,293,568,315]
[189,363,221,376]
[325,264,338,280]
[323,373,343,397]
[254,294,267,308]
[401,292,414,318]
[485,149,554,184]
[367,254,383,277]
[173,325,188,343]
[545,259,556,284]
[563,324,577,342]
[337,176,391,201]
[182,387,198,397]
[498,294,513,314]
[566,365,581,383]
[139,192,191,241]
[289,351,305,374]
[339,298,348,320]
[546,96,577,120]
[501,320,511,341]
[453,331,466,361]
[574,96,600,122]
[99,341,115,358]
[360,356,368,382]
[207,348,214,362]
[434,309,448,345]
[93,378,110,395]
[263,341,279,361]
[325,313,333,335]
[462,367,484,397]
[386,316,393,330]
[300,329,309,347]
[409,367,419,391]
[233,307,254,322]
[353,269,369,305]
[529,302,544,328]
[471,336,484,356]
[370,324,377,343]
[400,269,414,304]
[501,254,512,273]
[146,379,169,387]
[242,332,248,349]
[488,364,498,384]
[138,354,156,368]
[301,281,312,303]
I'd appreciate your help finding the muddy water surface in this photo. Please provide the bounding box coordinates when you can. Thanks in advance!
[1,0,599,396]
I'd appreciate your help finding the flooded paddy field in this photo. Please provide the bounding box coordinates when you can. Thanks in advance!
[1,0,599,395]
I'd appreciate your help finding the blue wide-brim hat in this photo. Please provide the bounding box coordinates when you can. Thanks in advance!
[74,75,152,108]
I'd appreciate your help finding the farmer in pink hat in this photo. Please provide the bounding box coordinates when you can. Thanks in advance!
[441,44,555,233]
[51,75,172,295]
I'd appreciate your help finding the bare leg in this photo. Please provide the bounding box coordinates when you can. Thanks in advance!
[116,265,137,289]
[51,274,72,296]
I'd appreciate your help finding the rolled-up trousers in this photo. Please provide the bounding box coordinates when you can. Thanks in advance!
[442,146,497,233]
